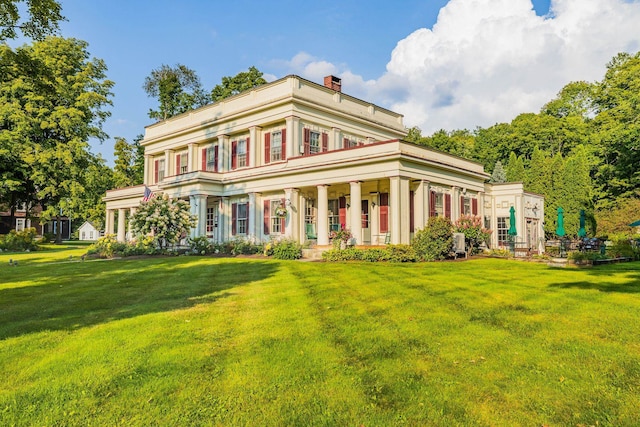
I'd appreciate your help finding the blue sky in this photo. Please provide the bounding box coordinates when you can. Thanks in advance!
[48,0,640,164]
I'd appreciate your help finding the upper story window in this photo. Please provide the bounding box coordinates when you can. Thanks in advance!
[343,138,360,148]
[203,145,218,172]
[154,158,165,183]
[177,152,188,174]
[303,128,327,156]
[265,129,286,164]
[231,138,250,169]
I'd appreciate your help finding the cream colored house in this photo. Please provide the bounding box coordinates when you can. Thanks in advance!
[104,75,544,252]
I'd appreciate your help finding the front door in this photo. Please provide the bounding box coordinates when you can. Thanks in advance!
[361,199,371,244]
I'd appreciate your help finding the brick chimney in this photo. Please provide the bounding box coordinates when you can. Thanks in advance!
[323,75,342,92]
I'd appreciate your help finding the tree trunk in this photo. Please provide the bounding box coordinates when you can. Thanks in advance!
[55,215,62,244]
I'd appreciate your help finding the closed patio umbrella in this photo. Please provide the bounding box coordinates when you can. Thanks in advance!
[556,207,566,237]
[629,219,640,227]
[508,206,517,237]
[578,209,587,238]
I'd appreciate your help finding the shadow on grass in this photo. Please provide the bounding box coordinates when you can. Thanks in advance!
[548,262,640,293]
[0,258,278,340]
[549,280,640,293]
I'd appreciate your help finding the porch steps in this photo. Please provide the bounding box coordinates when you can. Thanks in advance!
[301,246,331,260]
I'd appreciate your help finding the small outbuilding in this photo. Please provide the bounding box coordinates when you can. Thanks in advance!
[77,221,101,241]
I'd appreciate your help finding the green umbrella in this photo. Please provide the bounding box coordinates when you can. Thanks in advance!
[578,209,587,238]
[508,206,517,236]
[556,207,566,237]
[629,219,640,227]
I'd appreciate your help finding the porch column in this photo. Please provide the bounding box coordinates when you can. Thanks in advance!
[414,180,430,231]
[317,185,329,245]
[218,135,229,172]
[128,207,137,240]
[451,186,460,222]
[220,197,230,242]
[389,176,410,244]
[248,192,258,241]
[284,188,300,242]
[349,181,362,245]
[106,209,115,235]
[117,208,126,242]
[189,195,207,238]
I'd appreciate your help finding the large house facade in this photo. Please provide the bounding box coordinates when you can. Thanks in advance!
[104,75,544,252]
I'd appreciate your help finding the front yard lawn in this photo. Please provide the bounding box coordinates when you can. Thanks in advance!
[1,252,639,426]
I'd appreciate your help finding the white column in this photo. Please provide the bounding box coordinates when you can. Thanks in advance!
[399,177,410,244]
[188,143,198,172]
[218,135,228,172]
[189,196,198,238]
[105,209,115,235]
[389,176,410,244]
[248,192,257,241]
[317,185,329,245]
[199,196,208,238]
[249,126,261,167]
[220,197,230,242]
[144,155,151,185]
[164,149,174,177]
[117,208,126,242]
[349,181,362,245]
[451,186,460,222]
[414,180,425,232]
[285,116,300,159]
[332,127,341,150]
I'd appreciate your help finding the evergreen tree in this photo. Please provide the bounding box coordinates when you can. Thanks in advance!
[506,152,526,182]
[490,161,507,183]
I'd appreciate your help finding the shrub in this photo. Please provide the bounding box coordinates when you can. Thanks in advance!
[271,239,302,260]
[322,245,417,263]
[87,234,128,258]
[487,248,513,258]
[322,247,363,261]
[188,236,214,255]
[0,228,39,252]
[385,244,417,262]
[609,238,640,260]
[412,217,453,261]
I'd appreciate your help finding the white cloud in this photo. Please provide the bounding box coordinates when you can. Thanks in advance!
[276,0,640,135]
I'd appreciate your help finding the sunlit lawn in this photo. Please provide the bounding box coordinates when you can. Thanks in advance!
[1,248,639,426]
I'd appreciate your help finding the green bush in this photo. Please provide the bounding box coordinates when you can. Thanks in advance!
[271,239,302,260]
[0,228,39,252]
[609,238,640,259]
[87,234,127,258]
[322,245,417,263]
[412,217,453,261]
[385,244,417,262]
[188,236,214,255]
[487,249,513,258]
[322,247,364,261]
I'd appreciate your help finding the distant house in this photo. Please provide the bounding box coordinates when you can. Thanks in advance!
[0,204,71,239]
[77,221,100,241]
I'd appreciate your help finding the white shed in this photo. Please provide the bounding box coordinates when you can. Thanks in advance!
[78,221,100,241]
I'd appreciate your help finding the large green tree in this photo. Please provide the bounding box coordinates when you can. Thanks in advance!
[113,134,144,188]
[0,0,64,40]
[143,64,209,121]
[211,66,267,102]
[0,37,113,242]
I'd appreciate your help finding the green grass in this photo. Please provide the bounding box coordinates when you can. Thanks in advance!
[1,250,639,426]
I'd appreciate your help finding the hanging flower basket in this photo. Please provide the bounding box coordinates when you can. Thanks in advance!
[275,205,287,218]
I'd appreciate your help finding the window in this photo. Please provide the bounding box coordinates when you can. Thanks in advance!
[270,200,284,234]
[429,191,451,218]
[206,206,218,237]
[305,198,316,226]
[462,197,471,215]
[155,158,165,183]
[484,216,491,231]
[435,193,444,217]
[177,152,188,174]
[15,218,25,232]
[497,217,509,244]
[89,231,94,239]
[232,202,248,235]
[309,131,320,154]
[343,138,359,148]
[237,139,247,168]
[270,131,282,162]
[204,145,218,172]
[328,199,340,231]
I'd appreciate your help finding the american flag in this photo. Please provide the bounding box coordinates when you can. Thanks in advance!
[142,186,154,202]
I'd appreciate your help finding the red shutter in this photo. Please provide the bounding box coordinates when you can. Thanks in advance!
[214,145,219,172]
[176,154,181,175]
[460,196,465,215]
[280,198,286,231]
[231,203,237,235]
[281,128,287,160]
[231,140,237,169]
[264,132,271,164]
[263,200,270,234]
[339,196,347,229]
[303,128,310,156]
[379,193,389,233]
[154,160,159,183]
[322,132,328,152]
[410,190,415,233]
[202,148,207,171]
[343,137,349,149]
[246,137,250,168]
[445,194,451,219]
[361,199,368,229]
[429,191,436,217]
[472,198,478,215]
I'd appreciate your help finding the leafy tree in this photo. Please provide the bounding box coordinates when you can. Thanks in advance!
[405,126,422,143]
[453,214,492,256]
[505,152,525,182]
[113,135,144,188]
[129,193,196,250]
[0,0,64,41]
[0,37,113,242]
[595,198,640,237]
[210,66,267,102]
[417,129,475,158]
[490,160,507,183]
[70,154,114,230]
[542,81,596,119]
[524,146,550,196]
[143,64,209,121]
